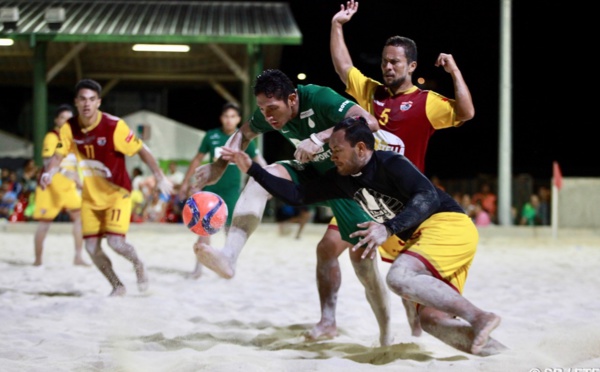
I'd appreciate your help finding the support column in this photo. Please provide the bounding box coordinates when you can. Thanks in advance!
[32,41,48,166]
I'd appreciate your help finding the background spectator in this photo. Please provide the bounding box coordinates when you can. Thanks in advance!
[520,194,541,226]
[472,182,497,223]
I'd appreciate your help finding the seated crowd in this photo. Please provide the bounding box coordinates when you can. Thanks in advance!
[1,160,550,228]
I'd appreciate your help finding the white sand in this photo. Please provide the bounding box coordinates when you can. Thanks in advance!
[1,222,599,372]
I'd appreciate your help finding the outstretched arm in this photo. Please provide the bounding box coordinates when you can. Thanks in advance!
[435,53,475,122]
[194,121,259,188]
[138,144,173,196]
[179,150,206,198]
[294,103,379,163]
[220,147,334,206]
[39,154,65,190]
[330,0,359,86]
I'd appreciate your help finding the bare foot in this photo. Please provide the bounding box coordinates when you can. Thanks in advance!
[471,312,501,355]
[110,286,126,297]
[135,263,149,292]
[476,338,509,356]
[74,258,91,266]
[194,242,235,279]
[303,321,338,342]
[33,261,42,267]
[187,261,203,279]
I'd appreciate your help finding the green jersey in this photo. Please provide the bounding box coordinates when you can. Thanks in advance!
[248,84,355,174]
[199,127,259,192]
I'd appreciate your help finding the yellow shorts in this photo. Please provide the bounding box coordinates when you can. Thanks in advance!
[33,174,81,221]
[379,212,478,294]
[81,194,132,238]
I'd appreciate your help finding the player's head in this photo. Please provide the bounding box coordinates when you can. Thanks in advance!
[253,69,297,130]
[53,104,74,128]
[220,102,242,134]
[330,116,374,175]
[74,79,102,122]
[381,36,418,91]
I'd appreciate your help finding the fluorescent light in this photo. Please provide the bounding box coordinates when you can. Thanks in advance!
[0,38,14,46]
[132,44,190,52]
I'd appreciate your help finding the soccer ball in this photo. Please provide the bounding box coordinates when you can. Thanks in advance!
[182,191,228,236]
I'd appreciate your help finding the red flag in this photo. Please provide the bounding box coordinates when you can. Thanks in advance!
[553,161,563,190]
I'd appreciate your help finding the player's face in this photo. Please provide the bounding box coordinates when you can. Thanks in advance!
[329,130,361,176]
[54,110,73,128]
[256,92,294,130]
[74,88,101,122]
[381,45,416,90]
[220,108,241,134]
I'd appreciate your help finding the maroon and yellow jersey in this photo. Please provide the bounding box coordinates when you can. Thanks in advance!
[56,111,143,209]
[346,67,461,172]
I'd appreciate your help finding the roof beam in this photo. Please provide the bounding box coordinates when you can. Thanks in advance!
[87,73,239,82]
[46,42,87,83]
[208,43,248,84]
[208,79,239,107]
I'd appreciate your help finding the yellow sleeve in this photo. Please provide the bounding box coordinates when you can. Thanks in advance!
[114,120,144,156]
[425,91,461,129]
[41,132,59,158]
[56,124,74,157]
[346,67,382,114]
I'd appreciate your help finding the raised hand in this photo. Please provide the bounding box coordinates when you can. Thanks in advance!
[332,0,359,25]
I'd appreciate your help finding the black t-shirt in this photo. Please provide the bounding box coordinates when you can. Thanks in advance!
[248,151,464,241]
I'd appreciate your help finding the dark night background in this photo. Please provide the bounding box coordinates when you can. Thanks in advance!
[0,1,587,182]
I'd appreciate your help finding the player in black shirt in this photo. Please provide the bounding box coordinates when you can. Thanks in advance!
[221,116,506,356]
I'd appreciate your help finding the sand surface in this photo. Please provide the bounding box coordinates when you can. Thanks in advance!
[1,222,599,372]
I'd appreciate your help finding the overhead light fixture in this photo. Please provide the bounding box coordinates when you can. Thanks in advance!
[132,44,190,53]
[0,38,14,46]
[0,7,19,31]
[45,7,65,31]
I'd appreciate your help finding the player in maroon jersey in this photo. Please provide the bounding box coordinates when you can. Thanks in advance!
[40,79,172,296]
[299,0,476,342]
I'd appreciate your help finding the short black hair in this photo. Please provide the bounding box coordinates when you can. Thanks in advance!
[222,102,241,116]
[333,116,374,150]
[74,79,102,97]
[253,69,295,101]
[384,36,418,63]
[54,104,73,118]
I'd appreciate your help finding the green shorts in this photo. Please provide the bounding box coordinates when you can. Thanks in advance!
[279,160,372,244]
[203,186,239,226]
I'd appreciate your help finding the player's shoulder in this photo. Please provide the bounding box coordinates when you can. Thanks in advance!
[299,83,339,97]
[426,89,451,101]
[101,111,124,126]
[376,150,412,167]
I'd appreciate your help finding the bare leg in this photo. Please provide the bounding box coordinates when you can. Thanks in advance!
[386,254,502,355]
[304,228,345,341]
[106,235,148,292]
[85,237,126,296]
[195,164,290,278]
[403,298,423,337]
[294,209,312,240]
[189,234,210,279]
[68,209,89,266]
[33,221,51,266]
[348,242,392,346]
[419,307,507,356]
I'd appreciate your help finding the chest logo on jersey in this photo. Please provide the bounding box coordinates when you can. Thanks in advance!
[97,137,107,146]
[300,109,314,119]
[400,101,413,111]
